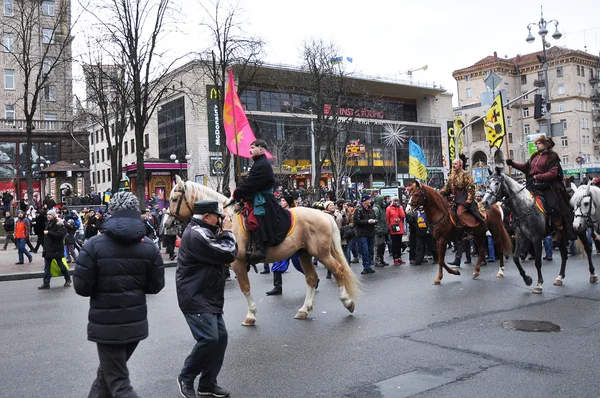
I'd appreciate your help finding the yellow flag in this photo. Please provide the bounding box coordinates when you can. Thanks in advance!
[485,93,506,149]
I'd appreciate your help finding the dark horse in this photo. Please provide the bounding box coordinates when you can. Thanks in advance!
[408,181,512,285]
[482,169,597,294]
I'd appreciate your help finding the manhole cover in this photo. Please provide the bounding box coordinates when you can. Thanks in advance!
[502,320,561,332]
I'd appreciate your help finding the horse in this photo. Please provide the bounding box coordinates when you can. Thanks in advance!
[571,183,600,233]
[482,169,597,294]
[407,181,512,285]
[166,176,360,326]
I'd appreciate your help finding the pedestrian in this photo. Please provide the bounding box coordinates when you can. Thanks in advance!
[163,210,180,261]
[372,195,390,267]
[32,208,46,253]
[64,219,78,263]
[38,209,69,288]
[14,210,33,264]
[354,194,377,274]
[385,196,406,265]
[2,210,17,251]
[176,200,237,398]
[85,209,98,239]
[414,205,438,265]
[74,191,165,398]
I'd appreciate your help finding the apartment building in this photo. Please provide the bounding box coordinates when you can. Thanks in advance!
[453,46,600,180]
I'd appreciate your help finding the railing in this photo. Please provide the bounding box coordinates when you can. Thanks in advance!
[0,118,71,131]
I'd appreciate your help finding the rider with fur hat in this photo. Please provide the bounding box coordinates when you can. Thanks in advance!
[506,135,576,241]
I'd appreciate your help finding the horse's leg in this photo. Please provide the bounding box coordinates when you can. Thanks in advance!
[553,238,570,286]
[295,252,318,320]
[319,243,356,314]
[532,238,544,294]
[473,232,486,280]
[435,233,460,285]
[496,237,505,278]
[513,236,532,286]
[231,259,257,326]
[579,230,598,283]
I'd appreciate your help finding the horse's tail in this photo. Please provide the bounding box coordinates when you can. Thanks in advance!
[328,216,361,298]
[487,204,513,255]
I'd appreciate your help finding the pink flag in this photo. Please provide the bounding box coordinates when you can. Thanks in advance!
[223,69,273,159]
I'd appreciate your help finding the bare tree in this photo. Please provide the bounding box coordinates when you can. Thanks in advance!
[1,0,75,201]
[81,0,186,205]
[197,0,264,193]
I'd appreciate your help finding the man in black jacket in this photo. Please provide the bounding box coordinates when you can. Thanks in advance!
[2,211,16,250]
[38,209,69,288]
[354,194,377,274]
[176,200,237,398]
[74,192,165,398]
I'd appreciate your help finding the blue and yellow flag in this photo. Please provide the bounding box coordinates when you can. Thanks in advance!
[409,139,428,180]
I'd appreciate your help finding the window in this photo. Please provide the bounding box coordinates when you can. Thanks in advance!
[504,82,509,94]
[3,0,13,16]
[521,75,527,85]
[562,154,568,164]
[43,85,56,101]
[584,101,588,111]
[5,104,14,119]
[508,133,513,143]
[539,87,546,99]
[465,75,471,82]
[97,171,100,183]
[524,124,531,134]
[507,115,512,127]
[561,137,568,147]
[4,69,14,89]
[107,168,111,182]
[3,32,13,52]
[584,118,590,129]
[581,100,585,111]
[561,119,567,130]
[101,149,104,162]
[130,139,134,154]
[41,1,54,16]
[577,66,581,76]
[558,83,565,95]
[581,118,585,129]
[523,107,530,118]
[102,169,105,183]
[144,134,149,149]
[582,67,585,77]
[41,28,54,44]
[43,57,56,74]
[466,88,472,98]
[509,150,514,159]
[124,142,128,155]
[558,102,565,112]
[587,154,591,163]
[582,83,586,94]
[523,93,529,100]
[557,66,564,77]
[537,71,544,80]
[96,150,99,164]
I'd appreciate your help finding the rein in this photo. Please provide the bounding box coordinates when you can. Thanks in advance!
[173,184,195,222]
[489,176,538,227]
[574,193,594,223]
[411,189,448,228]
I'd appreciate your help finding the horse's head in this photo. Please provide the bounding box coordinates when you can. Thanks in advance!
[167,175,194,226]
[572,183,595,232]
[407,180,425,210]
[482,167,504,209]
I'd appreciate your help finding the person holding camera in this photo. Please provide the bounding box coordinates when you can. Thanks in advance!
[386,196,406,265]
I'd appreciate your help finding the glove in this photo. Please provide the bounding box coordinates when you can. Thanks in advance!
[506,159,513,167]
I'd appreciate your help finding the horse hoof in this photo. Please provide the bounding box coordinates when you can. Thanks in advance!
[591,275,599,284]
[294,311,309,320]
[524,276,533,286]
[454,269,461,276]
[347,301,355,313]
[242,318,256,326]
[553,278,563,286]
[433,280,441,285]
[533,287,543,294]
[472,272,479,280]
[496,272,504,278]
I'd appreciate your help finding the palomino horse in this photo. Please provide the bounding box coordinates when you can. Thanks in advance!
[483,169,597,294]
[408,181,512,285]
[166,176,359,326]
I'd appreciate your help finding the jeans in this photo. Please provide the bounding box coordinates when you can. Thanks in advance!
[543,235,553,258]
[16,238,32,263]
[88,342,140,398]
[357,236,375,269]
[180,313,228,389]
[43,257,70,285]
[487,236,496,261]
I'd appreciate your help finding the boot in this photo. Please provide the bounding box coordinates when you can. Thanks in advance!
[266,271,283,295]
[249,241,267,264]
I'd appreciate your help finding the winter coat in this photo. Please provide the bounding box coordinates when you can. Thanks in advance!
[386,203,406,235]
[73,209,165,344]
[354,204,376,238]
[372,195,388,236]
[176,217,238,314]
[3,215,14,232]
[42,218,66,259]
[33,212,45,235]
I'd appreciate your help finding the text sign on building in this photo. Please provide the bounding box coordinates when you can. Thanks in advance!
[206,85,223,152]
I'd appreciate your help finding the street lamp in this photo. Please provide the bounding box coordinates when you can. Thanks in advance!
[526,6,562,135]
[171,152,192,179]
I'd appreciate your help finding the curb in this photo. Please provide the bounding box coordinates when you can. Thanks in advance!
[0,261,178,282]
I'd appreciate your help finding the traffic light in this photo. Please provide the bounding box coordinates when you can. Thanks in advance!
[534,94,544,119]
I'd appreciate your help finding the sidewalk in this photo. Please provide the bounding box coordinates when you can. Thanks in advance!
[0,240,177,282]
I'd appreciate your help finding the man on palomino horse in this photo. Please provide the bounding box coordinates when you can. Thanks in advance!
[441,158,485,236]
[233,139,290,264]
[506,135,576,242]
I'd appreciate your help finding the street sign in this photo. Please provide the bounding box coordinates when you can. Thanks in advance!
[485,72,501,91]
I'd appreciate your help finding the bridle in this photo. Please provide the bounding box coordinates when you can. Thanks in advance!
[171,183,195,222]
[573,193,595,225]
[408,186,448,227]
[486,174,526,206]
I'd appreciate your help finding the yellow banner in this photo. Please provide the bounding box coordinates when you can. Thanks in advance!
[485,93,506,149]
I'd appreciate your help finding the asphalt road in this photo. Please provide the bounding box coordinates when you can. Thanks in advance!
[2,252,600,398]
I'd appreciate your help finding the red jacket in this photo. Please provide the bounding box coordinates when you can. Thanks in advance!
[14,218,29,239]
[386,204,405,235]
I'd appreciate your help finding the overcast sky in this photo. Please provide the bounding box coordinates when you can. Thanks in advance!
[74,0,600,106]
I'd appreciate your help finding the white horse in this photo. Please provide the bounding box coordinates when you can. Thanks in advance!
[166,176,360,326]
[571,183,600,233]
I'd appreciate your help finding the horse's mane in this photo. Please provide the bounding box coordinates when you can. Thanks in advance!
[421,184,449,211]
[170,178,232,215]
[571,184,600,207]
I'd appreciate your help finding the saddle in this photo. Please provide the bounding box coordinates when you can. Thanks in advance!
[450,204,484,229]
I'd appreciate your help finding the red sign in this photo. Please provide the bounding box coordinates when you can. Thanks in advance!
[324,104,384,119]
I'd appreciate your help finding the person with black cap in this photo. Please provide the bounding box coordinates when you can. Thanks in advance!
[232,139,289,264]
[74,192,164,398]
[507,135,576,242]
[176,200,237,398]
[354,194,377,274]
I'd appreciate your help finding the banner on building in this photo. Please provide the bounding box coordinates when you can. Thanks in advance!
[206,85,223,152]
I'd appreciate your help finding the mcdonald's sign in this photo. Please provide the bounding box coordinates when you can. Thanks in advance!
[207,85,223,152]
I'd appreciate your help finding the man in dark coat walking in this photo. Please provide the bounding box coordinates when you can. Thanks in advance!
[38,209,69,288]
[232,139,290,264]
[176,200,237,398]
[74,192,165,398]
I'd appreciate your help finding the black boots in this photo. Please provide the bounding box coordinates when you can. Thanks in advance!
[266,271,283,295]
[248,230,267,264]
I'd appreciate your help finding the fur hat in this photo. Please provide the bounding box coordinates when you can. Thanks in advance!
[108,192,140,213]
[47,209,57,218]
[534,135,555,149]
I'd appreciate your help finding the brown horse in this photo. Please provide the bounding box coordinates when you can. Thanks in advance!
[408,181,512,285]
[166,176,360,326]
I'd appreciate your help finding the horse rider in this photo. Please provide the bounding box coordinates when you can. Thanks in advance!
[506,135,576,242]
[232,139,286,264]
[441,158,485,232]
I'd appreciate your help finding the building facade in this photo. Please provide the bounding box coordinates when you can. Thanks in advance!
[86,61,454,200]
[453,47,600,181]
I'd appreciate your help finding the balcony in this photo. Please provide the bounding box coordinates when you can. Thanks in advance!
[533,79,546,88]
[590,77,600,85]
[0,118,71,131]
[591,93,600,103]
